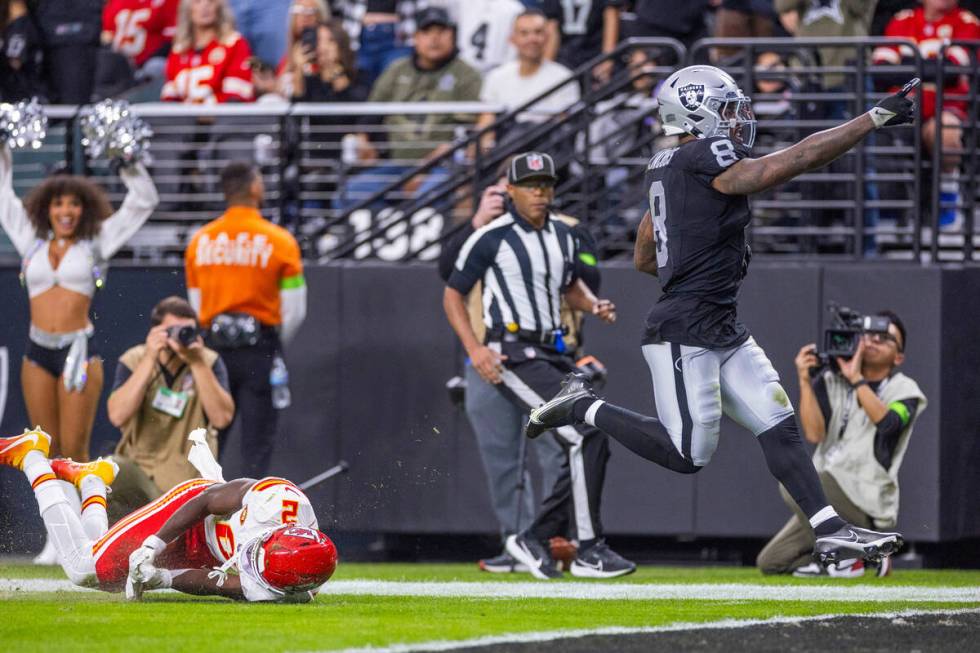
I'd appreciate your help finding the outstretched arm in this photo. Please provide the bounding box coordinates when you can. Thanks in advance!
[713,79,919,196]
[634,211,658,277]
[170,569,245,599]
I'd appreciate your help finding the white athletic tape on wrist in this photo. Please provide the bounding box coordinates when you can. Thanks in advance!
[869,107,895,129]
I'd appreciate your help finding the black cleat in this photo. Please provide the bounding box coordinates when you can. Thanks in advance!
[813,524,904,566]
[570,540,637,579]
[524,373,597,439]
[505,533,563,580]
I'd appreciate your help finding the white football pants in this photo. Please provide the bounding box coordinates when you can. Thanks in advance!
[642,336,795,467]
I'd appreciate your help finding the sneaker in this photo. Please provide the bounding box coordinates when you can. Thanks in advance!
[524,373,597,439]
[813,524,903,566]
[827,558,865,578]
[50,457,119,488]
[505,533,563,580]
[570,540,637,579]
[478,551,529,574]
[0,428,51,470]
[791,562,826,578]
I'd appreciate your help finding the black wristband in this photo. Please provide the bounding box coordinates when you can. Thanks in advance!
[850,378,868,389]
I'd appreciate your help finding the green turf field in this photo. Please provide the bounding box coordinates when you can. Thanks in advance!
[2,563,978,653]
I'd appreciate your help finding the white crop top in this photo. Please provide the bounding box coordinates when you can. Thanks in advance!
[0,145,159,298]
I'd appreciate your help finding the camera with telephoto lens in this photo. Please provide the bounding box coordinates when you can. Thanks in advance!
[815,302,891,369]
[167,324,198,348]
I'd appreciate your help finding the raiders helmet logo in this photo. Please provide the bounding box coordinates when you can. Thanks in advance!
[527,154,544,171]
[678,84,705,111]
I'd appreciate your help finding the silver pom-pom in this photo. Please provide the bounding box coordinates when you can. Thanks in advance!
[0,98,48,150]
[80,99,153,167]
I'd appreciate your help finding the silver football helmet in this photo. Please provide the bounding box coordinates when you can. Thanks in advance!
[657,65,757,149]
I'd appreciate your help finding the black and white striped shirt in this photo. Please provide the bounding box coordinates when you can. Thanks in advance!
[448,212,579,335]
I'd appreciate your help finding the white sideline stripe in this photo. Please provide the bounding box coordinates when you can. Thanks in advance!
[2,578,979,604]
[312,608,980,653]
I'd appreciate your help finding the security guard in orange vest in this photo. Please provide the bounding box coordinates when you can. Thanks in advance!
[185,162,307,477]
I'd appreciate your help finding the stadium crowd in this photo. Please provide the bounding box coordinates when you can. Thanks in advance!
[0,1,977,106]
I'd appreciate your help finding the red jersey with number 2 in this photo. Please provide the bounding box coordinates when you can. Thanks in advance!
[102,0,179,68]
[161,32,254,103]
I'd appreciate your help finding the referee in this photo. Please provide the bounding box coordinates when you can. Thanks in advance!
[185,162,307,478]
[443,152,635,580]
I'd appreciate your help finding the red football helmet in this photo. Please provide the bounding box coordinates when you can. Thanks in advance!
[258,525,337,592]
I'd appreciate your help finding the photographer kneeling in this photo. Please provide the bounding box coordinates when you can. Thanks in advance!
[757,310,926,578]
[106,297,235,521]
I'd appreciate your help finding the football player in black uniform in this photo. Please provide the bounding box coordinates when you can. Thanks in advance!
[523,65,920,568]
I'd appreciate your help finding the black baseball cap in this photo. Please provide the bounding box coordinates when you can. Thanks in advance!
[508,152,558,185]
[416,7,454,30]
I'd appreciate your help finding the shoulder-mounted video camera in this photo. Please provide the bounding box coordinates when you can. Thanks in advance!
[815,302,891,369]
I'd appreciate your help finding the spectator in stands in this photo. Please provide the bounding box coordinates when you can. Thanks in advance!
[33,0,103,104]
[872,0,980,232]
[291,18,367,101]
[543,0,623,82]
[775,0,876,93]
[275,0,330,98]
[757,312,926,578]
[250,58,289,103]
[161,0,255,103]
[476,9,580,151]
[101,0,180,88]
[333,0,419,87]
[624,0,711,47]
[713,0,778,63]
[185,162,307,478]
[426,0,525,75]
[106,296,233,521]
[1,0,47,102]
[227,0,291,67]
[579,46,664,218]
[333,6,481,214]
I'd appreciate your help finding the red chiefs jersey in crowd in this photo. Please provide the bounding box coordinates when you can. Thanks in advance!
[102,0,179,68]
[872,7,980,120]
[161,32,254,103]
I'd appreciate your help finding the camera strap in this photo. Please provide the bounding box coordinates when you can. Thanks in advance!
[837,376,888,441]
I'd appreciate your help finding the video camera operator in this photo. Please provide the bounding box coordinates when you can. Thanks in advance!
[757,309,927,578]
[106,296,234,521]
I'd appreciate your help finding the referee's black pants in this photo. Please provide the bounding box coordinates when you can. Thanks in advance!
[212,334,280,479]
[492,341,609,545]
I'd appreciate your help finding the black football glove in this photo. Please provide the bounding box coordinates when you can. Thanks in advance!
[869,78,919,128]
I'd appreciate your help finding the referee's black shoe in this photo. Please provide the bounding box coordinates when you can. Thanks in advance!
[813,524,903,566]
[505,533,563,580]
[570,540,637,579]
[524,373,597,439]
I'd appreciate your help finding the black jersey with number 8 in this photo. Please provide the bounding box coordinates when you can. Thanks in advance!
[642,136,753,349]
